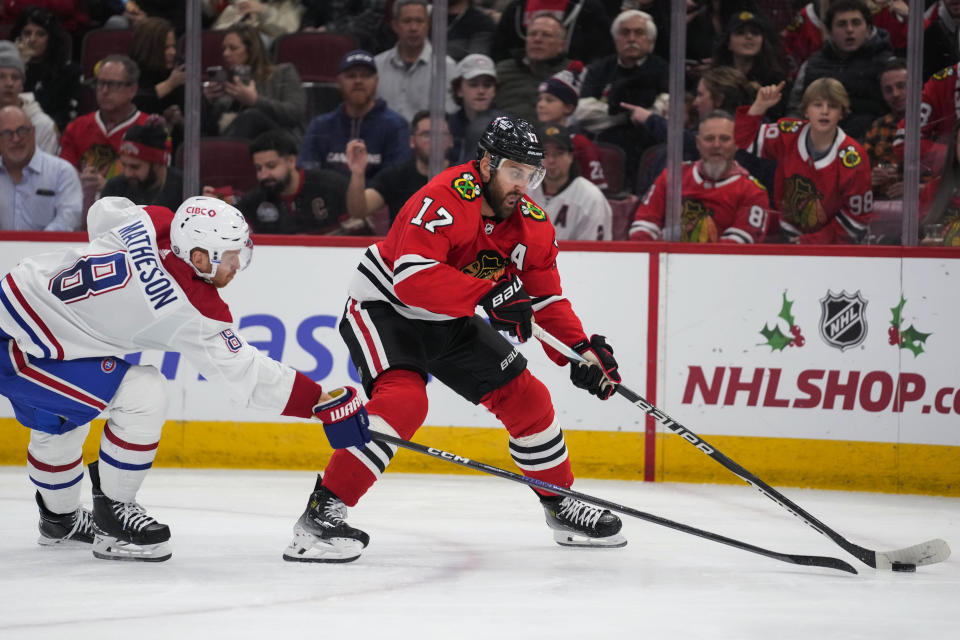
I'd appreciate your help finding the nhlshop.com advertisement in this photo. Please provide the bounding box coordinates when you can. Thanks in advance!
[663,253,960,447]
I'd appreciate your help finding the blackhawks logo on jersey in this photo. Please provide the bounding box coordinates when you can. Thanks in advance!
[452,172,481,201]
[461,250,507,280]
[932,66,955,81]
[779,119,802,134]
[782,174,827,230]
[839,145,862,169]
[520,198,547,221]
[680,198,719,242]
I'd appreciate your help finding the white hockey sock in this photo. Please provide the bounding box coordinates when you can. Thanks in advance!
[28,424,90,514]
[508,418,569,473]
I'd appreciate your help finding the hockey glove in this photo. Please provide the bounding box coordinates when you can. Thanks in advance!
[478,274,533,342]
[570,335,621,400]
[312,386,372,449]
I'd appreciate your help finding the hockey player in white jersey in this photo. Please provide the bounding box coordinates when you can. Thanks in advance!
[526,124,613,241]
[0,196,370,562]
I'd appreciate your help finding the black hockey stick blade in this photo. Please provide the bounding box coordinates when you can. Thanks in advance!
[371,432,857,574]
[530,321,951,571]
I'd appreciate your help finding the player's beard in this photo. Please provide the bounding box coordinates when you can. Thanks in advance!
[485,175,523,220]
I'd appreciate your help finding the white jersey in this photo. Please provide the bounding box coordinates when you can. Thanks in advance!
[528,176,613,241]
[0,204,316,417]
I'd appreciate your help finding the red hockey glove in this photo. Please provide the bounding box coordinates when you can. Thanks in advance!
[570,335,621,400]
[478,274,533,342]
[312,386,371,449]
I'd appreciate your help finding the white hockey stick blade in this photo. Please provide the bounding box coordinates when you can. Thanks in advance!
[873,538,951,569]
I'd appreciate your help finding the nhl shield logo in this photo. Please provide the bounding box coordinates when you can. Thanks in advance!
[819,290,868,351]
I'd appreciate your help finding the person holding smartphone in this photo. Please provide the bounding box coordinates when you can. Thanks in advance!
[201,24,306,141]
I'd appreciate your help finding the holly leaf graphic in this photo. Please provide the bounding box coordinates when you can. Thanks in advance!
[777,291,796,327]
[760,323,794,351]
[890,296,906,330]
[899,324,931,357]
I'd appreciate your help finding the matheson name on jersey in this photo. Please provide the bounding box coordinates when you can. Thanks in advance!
[116,219,178,311]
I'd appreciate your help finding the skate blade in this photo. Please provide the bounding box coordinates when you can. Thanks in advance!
[282,529,363,563]
[552,530,628,548]
[37,535,93,549]
[92,534,172,562]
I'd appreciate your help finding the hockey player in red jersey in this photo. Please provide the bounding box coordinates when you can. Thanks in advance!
[0,196,370,562]
[630,110,770,243]
[284,116,626,563]
[735,78,874,243]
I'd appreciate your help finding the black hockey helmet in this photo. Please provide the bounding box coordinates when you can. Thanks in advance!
[477,116,545,168]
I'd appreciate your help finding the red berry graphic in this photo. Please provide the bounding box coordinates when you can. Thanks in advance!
[888,325,900,345]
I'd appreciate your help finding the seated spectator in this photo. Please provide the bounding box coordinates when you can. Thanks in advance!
[712,10,787,100]
[449,53,506,163]
[104,0,186,33]
[625,65,775,200]
[345,110,453,226]
[924,0,960,81]
[684,0,763,75]
[535,62,608,191]
[130,17,185,134]
[235,129,355,235]
[495,12,571,124]
[527,124,612,240]
[736,78,874,244]
[59,55,151,216]
[919,120,960,245]
[300,50,411,178]
[101,116,182,210]
[201,24,306,140]
[578,9,668,134]
[871,0,909,55]
[894,61,960,175]
[213,0,304,45]
[0,44,57,154]
[374,0,458,123]
[8,6,80,131]
[782,0,828,79]
[630,109,769,243]
[787,0,894,141]
[447,0,497,61]
[863,58,908,203]
[0,105,82,231]
[489,0,614,65]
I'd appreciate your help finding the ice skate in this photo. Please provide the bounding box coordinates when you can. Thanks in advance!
[283,475,369,563]
[36,492,96,548]
[541,494,627,548]
[88,461,172,562]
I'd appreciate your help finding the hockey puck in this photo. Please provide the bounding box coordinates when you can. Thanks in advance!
[891,562,916,572]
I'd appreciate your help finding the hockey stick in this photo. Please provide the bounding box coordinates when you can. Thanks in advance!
[371,432,856,574]
[531,321,951,571]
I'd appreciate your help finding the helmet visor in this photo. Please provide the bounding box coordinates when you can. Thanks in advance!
[494,157,546,191]
[214,237,253,273]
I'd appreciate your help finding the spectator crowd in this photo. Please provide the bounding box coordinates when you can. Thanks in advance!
[2,0,959,244]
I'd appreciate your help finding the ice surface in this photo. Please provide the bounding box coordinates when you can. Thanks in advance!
[1,468,957,639]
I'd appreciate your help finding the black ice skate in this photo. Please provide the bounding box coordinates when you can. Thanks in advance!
[88,461,172,562]
[283,475,369,563]
[36,492,96,547]
[541,494,627,548]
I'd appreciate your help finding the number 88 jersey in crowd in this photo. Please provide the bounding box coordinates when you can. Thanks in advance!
[347,161,590,356]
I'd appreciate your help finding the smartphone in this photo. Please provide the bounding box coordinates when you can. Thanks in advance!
[206,65,226,83]
[232,64,251,84]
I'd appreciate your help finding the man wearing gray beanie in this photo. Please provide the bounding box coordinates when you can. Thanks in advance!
[0,45,58,155]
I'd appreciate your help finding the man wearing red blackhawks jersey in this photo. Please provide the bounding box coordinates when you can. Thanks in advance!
[283,116,626,563]
[893,62,960,173]
[630,110,770,243]
[0,196,370,563]
[735,78,873,243]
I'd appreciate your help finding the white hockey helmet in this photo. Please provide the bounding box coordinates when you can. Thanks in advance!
[170,196,253,279]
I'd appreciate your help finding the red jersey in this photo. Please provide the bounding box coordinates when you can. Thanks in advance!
[629,160,770,243]
[59,110,151,177]
[893,63,959,172]
[783,3,824,79]
[735,107,874,243]
[572,133,609,192]
[346,161,588,363]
